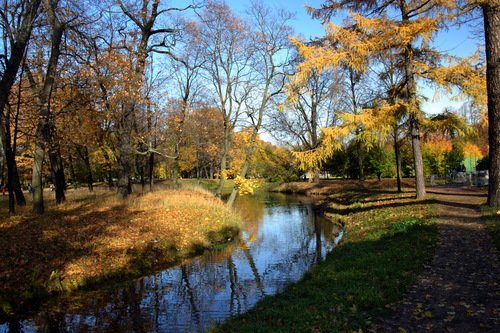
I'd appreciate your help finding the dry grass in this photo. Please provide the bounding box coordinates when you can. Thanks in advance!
[0,186,241,313]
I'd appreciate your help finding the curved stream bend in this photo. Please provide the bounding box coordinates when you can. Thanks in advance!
[0,193,343,333]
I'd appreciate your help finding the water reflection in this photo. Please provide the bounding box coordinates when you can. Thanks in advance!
[0,193,342,333]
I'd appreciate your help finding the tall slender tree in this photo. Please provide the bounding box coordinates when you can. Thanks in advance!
[0,0,41,212]
[480,1,500,207]
[197,0,253,197]
[112,0,193,198]
[28,0,70,213]
[226,2,293,206]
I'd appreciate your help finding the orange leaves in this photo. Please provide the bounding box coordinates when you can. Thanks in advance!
[463,143,483,160]
[424,137,453,156]
[423,137,453,174]
[82,48,147,120]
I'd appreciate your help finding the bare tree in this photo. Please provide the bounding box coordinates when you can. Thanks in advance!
[226,2,293,206]
[167,19,205,185]
[197,0,253,197]
[112,0,193,198]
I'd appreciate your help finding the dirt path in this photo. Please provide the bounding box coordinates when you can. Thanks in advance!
[372,186,500,332]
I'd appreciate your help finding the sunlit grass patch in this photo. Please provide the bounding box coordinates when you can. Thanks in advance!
[214,189,437,333]
[0,187,241,314]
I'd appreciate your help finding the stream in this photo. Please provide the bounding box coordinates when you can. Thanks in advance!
[0,192,343,333]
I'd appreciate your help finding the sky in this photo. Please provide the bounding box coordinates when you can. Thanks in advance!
[226,0,485,115]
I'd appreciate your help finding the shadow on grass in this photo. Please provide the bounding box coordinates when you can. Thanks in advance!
[427,189,486,198]
[324,198,438,216]
[325,190,484,217]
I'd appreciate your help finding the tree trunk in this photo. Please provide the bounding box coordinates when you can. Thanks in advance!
[82,146,93,192]
[394,131,402,193]
[74,144,94,191]
[68,153,77,188]
[48,147,65,203]
[483,3,500,207]
[411,116,426,199]
[139,163,145,193]
[148,152,154,192]
[0,0,41,212]
[32,123,47,214]
[107,166,113,189]
[29,15,65,213]
[172,144,180,186]
[4,122,26,211]
[6,149,17,213]
[356,141,365,181]
[399,3,425,200]
[216,118,230,197]
[115,112,134,198]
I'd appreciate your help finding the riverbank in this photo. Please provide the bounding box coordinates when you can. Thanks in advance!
[215,181,438,332]
[0,186,241,316]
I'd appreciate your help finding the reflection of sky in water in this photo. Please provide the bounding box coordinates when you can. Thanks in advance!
[0,194,342,333]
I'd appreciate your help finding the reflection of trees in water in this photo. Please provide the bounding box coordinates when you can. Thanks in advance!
[8,197,343,333]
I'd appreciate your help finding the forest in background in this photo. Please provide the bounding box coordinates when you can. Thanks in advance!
[0,0,498,214]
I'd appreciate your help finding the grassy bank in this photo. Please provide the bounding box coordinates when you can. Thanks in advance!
[0,186,241,315]
[482,206,500,250]
[214,186,437,332]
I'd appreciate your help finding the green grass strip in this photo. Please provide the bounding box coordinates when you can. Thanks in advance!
[482,206,500,250]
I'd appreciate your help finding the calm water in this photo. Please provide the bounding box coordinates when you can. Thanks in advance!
[0,193,342,333]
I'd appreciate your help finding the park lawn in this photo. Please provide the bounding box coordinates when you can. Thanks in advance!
[482,206,500,250]
[213,187,437,333]
[0,186,241,315]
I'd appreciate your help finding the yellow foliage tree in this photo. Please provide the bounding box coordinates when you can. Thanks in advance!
[290,0,486,198]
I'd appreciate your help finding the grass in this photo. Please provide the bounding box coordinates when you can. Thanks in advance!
[213,189,437,333]
[481,206,500,250]
[0,185,241,316]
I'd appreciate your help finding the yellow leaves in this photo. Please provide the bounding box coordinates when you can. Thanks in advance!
[289,11,441,90]
[415,53,487,109]
[90,146,116,166]
[422,310,433,318]
[293,104,396,172]
[423,137,453,174]
[234,176,262,196]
